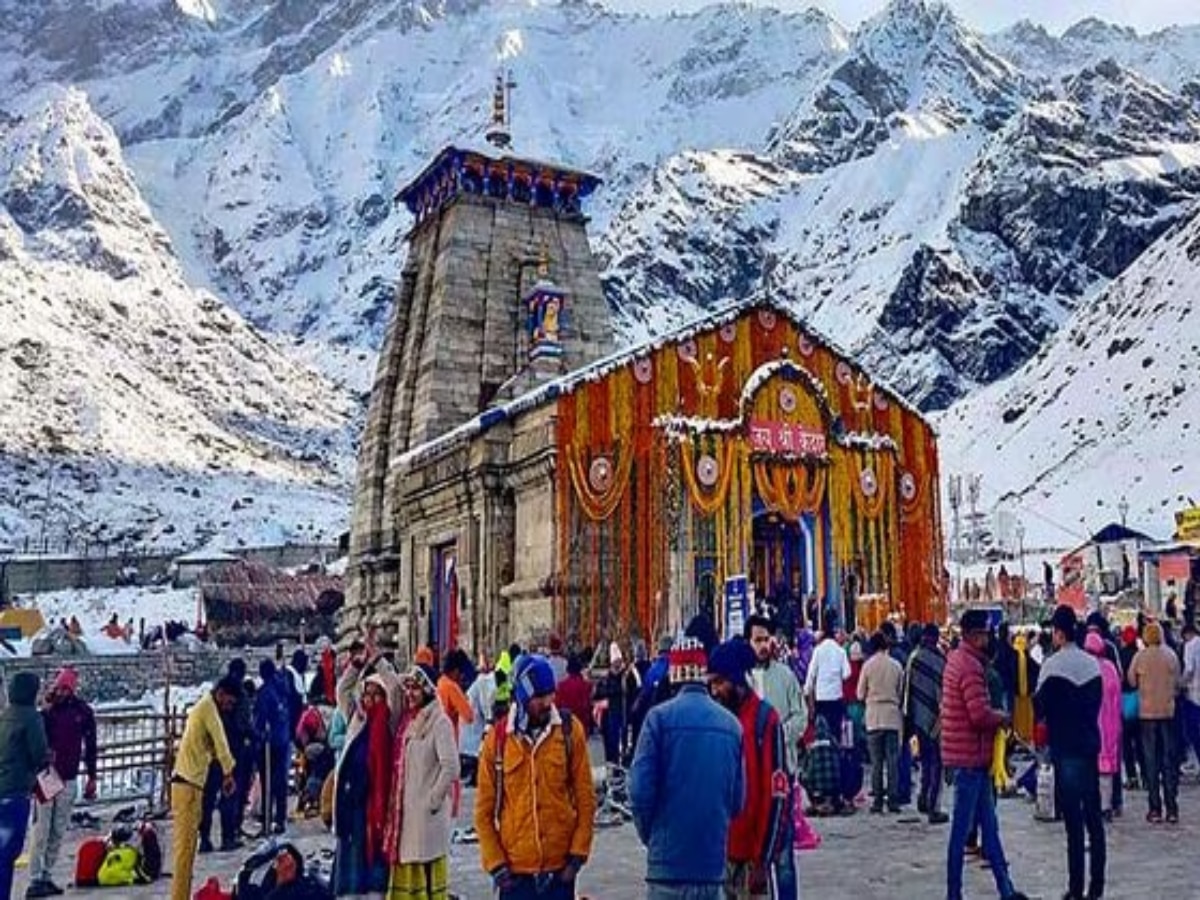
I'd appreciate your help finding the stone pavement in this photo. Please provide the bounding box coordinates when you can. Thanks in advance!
[14,779,1200,898]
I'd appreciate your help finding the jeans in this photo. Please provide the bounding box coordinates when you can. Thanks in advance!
[867,730,900,809]
[917,730,943,814]
[1183,700,1200,768]
[897,734,913,805]
[1121,713,1142,783]
[813,700,845,742]
[946,768,1016,900]
[259,743,290,828]
[773,777,798,900]
[647,884,723,900]
[28,777,75,882]
[0,795,32,900]
[499,873,575,899]
[1141,719,1179,816]
[1056,756,1106,899]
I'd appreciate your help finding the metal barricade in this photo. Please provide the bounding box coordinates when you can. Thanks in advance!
[77,704,185,813]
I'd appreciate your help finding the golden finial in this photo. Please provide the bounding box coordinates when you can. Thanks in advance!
[485,70,515,150]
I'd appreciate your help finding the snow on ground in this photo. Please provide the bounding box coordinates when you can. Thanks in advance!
[13,584,200,657]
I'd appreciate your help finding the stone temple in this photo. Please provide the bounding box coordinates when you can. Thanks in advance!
[344,78,945,659]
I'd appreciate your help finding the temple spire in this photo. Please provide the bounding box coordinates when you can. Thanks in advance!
[485,70,516,151]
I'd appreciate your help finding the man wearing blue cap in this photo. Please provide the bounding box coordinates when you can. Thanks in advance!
[475,654,596,899]
[708,639,787,900]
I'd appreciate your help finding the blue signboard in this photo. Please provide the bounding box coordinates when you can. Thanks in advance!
[725,575,748,639]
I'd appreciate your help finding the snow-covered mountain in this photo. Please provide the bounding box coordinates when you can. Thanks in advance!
[2,0,1200,549]
[0,85,354,549]
[937,207,1200,547]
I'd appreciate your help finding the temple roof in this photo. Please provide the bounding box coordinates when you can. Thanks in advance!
[393,290,933,471]
[395,143,602,214]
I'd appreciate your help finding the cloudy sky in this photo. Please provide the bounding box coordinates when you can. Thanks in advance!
[607,0,1199,34]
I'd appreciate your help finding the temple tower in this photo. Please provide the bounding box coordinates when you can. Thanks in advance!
[345,74,613,644]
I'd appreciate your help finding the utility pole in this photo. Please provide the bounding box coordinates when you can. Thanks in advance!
[948,475,962,604]
[1015,519,1026,623]
[967,473,982,564]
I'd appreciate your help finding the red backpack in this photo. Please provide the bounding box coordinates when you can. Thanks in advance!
[74,837,106,888]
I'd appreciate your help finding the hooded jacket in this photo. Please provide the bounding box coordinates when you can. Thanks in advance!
[0,672,49,797]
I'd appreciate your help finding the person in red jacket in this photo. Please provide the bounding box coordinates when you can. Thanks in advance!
[942,611,1029,900]
[708,640,788,899]
[555,655,594,733]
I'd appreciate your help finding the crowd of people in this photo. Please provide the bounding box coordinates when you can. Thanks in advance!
[0,598,1194,899]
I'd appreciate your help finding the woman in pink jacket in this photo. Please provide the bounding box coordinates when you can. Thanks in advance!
[1084,632,1122,817]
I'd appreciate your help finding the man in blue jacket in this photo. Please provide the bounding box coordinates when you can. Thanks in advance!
[255,659,293,835]
[630,636,744,899]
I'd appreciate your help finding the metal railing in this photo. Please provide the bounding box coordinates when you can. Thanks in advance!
[76,705,185,813]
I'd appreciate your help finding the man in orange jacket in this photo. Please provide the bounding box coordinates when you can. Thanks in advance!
[475,654,596,899]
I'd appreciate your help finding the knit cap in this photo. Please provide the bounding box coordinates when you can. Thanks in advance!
[514,654,556,709]
[668,637,707,683]
[706,639,754,686]
[52,666,78,695]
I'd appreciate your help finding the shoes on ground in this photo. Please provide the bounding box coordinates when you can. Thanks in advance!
[25,880,65,898]
[928,811,950,825]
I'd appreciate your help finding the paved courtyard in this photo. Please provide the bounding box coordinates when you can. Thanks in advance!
[14,775,1199,899]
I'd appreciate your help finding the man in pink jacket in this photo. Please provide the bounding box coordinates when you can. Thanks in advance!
[942,610,1028,900]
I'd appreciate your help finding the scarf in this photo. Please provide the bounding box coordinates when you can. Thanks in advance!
[321,648,336,705]
[383,706,418,865]
[364,700,393,868]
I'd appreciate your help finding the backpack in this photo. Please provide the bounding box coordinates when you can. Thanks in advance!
[492,711,575,828]
[74,837,106,888]
[136,821,163,882]
[97,845,139,887]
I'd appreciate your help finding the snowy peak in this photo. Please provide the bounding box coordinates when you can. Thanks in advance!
[0,85,174,277]
[0,84,354,548]
[768,0,1022,172]
[937,208,1200,545]
[1061,59,1200,144]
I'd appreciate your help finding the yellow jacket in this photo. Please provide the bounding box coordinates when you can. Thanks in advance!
[475,708,595,876]
[172,692,234,788]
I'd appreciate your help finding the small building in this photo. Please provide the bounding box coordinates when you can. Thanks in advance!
[172,547,240,588]
[1139,507,1200,614]
[1057,522,1156,610]
[200,560,344,647]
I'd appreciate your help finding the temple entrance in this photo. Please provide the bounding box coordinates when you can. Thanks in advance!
[751,504,815,637]
[429,543,459,655]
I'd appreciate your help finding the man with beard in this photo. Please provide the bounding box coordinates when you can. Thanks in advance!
[475,655,596,899]
[708,640,787,900]
[745,615,805,900]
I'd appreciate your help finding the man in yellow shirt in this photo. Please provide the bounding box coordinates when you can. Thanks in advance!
[171,676,240,900]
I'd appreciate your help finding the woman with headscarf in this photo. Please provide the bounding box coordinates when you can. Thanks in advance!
[332,669,401,896]
[384,664,459,900]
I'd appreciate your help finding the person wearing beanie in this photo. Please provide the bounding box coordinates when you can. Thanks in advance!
[707,639,788,899]
[1035,605,1106,900]
[0,672,47,898]
[475,654,595,899]
[630,636,741,899]
[24,666,97,897]
[170,677,240,900]
[383,663,459,900]
[1128,618,1182,823]
[1117,623,1144,790]
[745,615,805,900]
[555,655,594,734]
[684,612,719,656]
[942,610,1029,900]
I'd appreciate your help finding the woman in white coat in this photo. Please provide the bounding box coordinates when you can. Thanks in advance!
[384,663,460,900]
